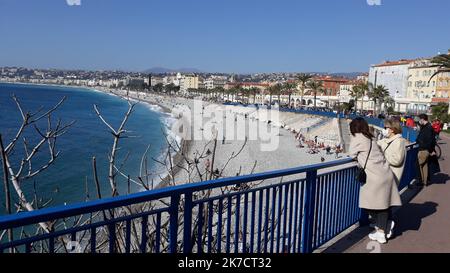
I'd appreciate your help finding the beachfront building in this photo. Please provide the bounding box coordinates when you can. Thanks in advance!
[304,76,349,108]
[338,80,374,111]
[357,73,369,83]
[405,59,439,113]
[368,59,413,99]
[204,77,227,90]
[314,76,350,96]
[163,73,182,87]
[151,76,164,87]
[436,71,450,100]
[368,59,414,113]
[225,82,270,91]
[180,74,199,92]
[126,77,146,90]
[338,82,355,103]
[225,82,271,103]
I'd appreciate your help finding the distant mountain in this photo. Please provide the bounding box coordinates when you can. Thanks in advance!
[143,67,203,74]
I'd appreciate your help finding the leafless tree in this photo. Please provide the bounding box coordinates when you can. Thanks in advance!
[0,95,74,234]
[1,90,287,253]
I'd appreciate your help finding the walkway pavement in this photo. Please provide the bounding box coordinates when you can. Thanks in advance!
[325,133,450,253]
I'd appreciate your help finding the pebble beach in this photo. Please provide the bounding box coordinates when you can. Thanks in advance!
[100,89,346,187]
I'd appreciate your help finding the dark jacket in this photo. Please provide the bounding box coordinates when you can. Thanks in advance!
[417,122,435,152]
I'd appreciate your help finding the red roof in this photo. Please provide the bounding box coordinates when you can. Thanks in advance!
[432,98,450,103]
[373,59,414,67]
[313,76,350,83]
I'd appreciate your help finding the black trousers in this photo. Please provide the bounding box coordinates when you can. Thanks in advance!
[366,209,392,232]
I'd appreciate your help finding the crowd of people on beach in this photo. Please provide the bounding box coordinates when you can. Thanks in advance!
[294,132,343,159]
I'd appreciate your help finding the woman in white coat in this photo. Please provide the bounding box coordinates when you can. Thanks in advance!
[349,118,402,244]
[377,118,406,240]
[377,118,407,186]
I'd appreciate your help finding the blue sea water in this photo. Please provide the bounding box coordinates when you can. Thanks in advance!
[0,83,169,212]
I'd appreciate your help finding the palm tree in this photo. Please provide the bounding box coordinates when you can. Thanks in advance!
[165,83,177,94]
[384,95,395,114]
[273,83,283,106]
[248,87,260,104]
[283,82,297,107]
[228,84,242,102]
[153,83,164,93]
[306,80,324,108]
[267,85,279,105]
[368,85,389,116]
[235,84,243,102]
[214,86,225,102]
[349,82,368,112]
[226,87,235,102]
[296,73,313,106]
[432,102,449,123]
[429,51,450,81]
[240,87,250,104]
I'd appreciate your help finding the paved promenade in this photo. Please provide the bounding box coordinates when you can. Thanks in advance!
[325,133,450,253]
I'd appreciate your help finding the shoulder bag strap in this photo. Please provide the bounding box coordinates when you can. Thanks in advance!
[363,139,372,171]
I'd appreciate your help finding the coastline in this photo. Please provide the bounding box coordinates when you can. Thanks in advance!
[1,81,188,190]
[2,81,344,190]
[89,88,191,189]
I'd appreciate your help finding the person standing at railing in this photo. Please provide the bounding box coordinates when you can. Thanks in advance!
[349,117,402,244]
[416,114,436,187]
[377,118,407,240]
[378,119,407,186]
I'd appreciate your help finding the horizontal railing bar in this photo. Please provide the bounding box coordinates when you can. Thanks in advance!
[0,207,168,250]
[317,165,358,178]
[192,179,307,205]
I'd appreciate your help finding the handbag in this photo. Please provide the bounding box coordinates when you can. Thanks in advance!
[356,140,372,185]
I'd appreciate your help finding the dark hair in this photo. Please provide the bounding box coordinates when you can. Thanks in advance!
[350,117,374,139]
[418,114,428,121]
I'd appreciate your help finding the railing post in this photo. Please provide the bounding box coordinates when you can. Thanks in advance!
[183,192,193,254]
[169,194,181,253]
[301,170,317,253]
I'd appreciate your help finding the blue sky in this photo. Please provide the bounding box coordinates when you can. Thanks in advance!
[0,0,449,73]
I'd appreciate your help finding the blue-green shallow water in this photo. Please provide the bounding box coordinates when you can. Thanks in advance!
[0,83,168,214]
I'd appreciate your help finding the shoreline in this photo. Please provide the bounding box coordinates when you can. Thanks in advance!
[2,81,344,189]
[1,81,188,190]
[95,88,190,189]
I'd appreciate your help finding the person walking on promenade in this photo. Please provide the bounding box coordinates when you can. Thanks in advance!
[406,116,415,128]
[432,118,442,140]
[377,118,407,239]
[349,117,401,244]
[416,114,436,187]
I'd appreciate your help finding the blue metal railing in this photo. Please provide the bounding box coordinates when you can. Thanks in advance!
[0,142,419,253]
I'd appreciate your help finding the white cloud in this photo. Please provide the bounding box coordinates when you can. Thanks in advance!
[66,0,81,6]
